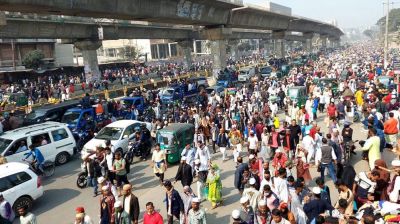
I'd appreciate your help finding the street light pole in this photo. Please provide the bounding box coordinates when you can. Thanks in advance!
[384,0,390,68]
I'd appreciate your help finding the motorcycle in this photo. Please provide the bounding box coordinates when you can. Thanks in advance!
[127,138,152,163]
[76,162,87,189]
[342,140,358,164]
[75,131,93,152]
[23,159,55,177]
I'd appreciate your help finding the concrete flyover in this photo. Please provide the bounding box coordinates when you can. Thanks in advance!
[0,0,343,39]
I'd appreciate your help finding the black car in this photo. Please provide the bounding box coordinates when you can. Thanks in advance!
[23,100,80,125]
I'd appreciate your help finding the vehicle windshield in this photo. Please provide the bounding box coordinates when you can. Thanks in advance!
[240,70,248,75]
[25,110,45,120]
[95,127,124,140]
[379,77,391,86]
[157,132,175,146]
[0,138,12,154]
[206,88,215,94]
[61,111,80,125]
[161,88,174,96]
[288,89,299,98]
[261,67,272,74]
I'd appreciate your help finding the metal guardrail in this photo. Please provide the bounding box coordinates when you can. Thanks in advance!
[1,70,211,114]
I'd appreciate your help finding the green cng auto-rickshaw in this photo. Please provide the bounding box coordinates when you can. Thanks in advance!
[287,86,308,107]
[156,123,195,164]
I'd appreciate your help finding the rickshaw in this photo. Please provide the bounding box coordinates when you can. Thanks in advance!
[287,86,308,107]
[156,123,195,164]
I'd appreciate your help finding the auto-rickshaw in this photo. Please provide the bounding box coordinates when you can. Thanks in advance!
[318,78,339,96]
[156,123,195,163]
[287,86,307,107]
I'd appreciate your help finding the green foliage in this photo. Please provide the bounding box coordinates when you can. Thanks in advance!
[22,50,44,69]
[377,8,400,33]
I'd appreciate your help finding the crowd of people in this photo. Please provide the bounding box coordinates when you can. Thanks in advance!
[2,43,400,224]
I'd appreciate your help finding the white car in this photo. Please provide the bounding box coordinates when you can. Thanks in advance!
[0,122,76,165]
[0,162,44,212]
[238,67,256,82]
[82,120,151,154]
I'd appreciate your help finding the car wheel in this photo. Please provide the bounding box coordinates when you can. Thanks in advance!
[55,152,70,165]
[13,196,33,213]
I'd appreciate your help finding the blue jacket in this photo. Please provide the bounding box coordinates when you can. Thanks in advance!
[303,198,333,223]
[24,148,45,164]
[165,189,184,216]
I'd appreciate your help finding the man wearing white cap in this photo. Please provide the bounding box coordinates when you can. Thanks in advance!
[242,178,261,211]
[113,201,130,224]
[247,130,259,153]
[174,156,193,187]
[303,187,333,223]
[99,185,116,224]
[301,129,315,164]
[240,196,255,224]
[231,209,244,224]
[389,159,400,203]
[255,199,271,224]
[187,197,207,224]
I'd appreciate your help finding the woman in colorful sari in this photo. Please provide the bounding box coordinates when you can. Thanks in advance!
[206,163,222,209]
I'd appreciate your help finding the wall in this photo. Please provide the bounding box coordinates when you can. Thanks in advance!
[54,43,74,66]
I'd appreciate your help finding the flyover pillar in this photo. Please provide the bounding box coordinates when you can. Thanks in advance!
[274,39,285,58]
[228,40,239,61]
[177,40,193,70]
[320,35,328,49]
[303,33,314,53]
[211,40,227,77]
[74,40,102,82]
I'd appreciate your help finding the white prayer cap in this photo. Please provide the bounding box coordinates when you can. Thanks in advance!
[249,178,256,185]
[312,187,321,195]
[101,185,109,191]
[192,197,200,203]
[258,200,267,206]
[114,201,122,208]
[97,176,105,184]
[249,154,255,159]
[232,209,241,219]
[195,159,200,164]
[392,159,400,167]
[240,196,249,204]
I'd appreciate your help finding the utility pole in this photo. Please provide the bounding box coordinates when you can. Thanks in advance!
[384,0,390,68]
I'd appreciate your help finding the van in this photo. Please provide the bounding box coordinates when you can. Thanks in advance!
[23,100,80,126]
[238,67,256,82]
[0,122,76,165]
[0,162,44,212]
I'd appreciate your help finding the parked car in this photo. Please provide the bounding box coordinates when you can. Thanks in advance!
[82,120,151,154]
[0,162,44,212]
[0,122,76,165]
[260,66,273,78]
[23,100,80,126]
[205,86,225,97]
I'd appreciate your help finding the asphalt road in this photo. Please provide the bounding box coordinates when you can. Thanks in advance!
[15,113,395,224]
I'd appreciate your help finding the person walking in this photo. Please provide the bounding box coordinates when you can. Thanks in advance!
[315,138,337,183]
[99,186,116,224]
[362,128,381,170]
[195,141,211,201]
[163,181,184,224]
[206,164,222,209]
[181,186,195,224]
[18,206,36,224]
[216,128,229,161]
[174,156,193,187]
[74,207,93,224]
[187,198,207,224]
[0,193,14,223]
[152,143,167,184]
[113,151,129,196]
[121,184,140,224]
[113,201,131,224]
[143,202,163,224]
[82,154,101,197]
[384,112,398,148]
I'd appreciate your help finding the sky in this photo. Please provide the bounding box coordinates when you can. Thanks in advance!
[243,0,385,29]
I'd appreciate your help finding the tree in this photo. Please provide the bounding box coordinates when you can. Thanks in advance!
[22,50,44,69]
[377,8,400,33]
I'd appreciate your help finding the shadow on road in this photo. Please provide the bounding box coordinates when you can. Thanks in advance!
[32,188,81,216]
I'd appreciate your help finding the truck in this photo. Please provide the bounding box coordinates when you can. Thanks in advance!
[61,107,111,137]
[159,84,199,105]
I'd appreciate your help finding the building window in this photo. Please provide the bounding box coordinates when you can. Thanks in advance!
[151,44,158,59]
[106,48,115,57]
[195,41,202,54]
